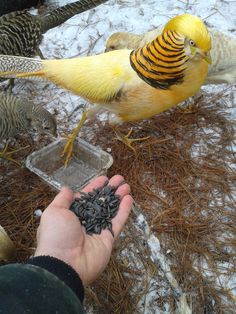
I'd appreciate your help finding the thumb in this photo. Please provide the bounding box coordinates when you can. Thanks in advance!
[49,186,74,210]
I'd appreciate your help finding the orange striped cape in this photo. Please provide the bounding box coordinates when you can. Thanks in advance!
[130,30,189,89]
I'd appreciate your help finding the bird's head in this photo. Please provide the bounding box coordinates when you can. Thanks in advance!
[163,14,212,64]
[105,32,141,52]
[40,116,57,137]
[29,108,57,138]
[105,32,123,52]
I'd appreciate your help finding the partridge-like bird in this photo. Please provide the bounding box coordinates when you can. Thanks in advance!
[0,0,46,16]
[105,25,164,53]
[0,0,107,58]
[0,14,211,166]
[0,92,56,163]
[105,26,236,85]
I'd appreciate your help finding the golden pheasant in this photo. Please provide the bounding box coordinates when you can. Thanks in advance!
[105,26,235,85]
[0,14,211,166]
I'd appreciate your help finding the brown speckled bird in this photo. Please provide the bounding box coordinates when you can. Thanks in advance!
[0,0,108,58]
[0,0,46,16]
[0,92,57,164]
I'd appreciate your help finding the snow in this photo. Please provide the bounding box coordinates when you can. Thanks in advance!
[136,212,192,313]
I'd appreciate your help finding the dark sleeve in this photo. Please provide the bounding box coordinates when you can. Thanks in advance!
[0,258,85,314]
[27,255,84,303]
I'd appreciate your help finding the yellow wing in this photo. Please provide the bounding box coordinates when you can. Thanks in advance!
[42,49,136,103]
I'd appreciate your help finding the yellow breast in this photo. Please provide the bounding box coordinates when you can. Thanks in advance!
[109,58,208,122]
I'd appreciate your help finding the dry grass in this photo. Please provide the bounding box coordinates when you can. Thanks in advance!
[0,88,235,313]
[85,88,236,312]
[0,137,56,262]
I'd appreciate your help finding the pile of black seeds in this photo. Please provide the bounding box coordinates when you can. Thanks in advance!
[69,185,121,236]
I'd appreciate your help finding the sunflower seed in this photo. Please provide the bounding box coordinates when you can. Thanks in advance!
[69,183,121,236]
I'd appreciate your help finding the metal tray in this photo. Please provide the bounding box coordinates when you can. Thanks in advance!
[25,138,113,191]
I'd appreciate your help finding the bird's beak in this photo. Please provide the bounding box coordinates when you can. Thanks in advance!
[190,46,196,56]
[48,132,57,139]
[202,51,212,64]
[52,127,58,137]
[190,47,212,65]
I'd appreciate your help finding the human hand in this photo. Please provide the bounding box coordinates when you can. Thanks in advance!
[34,175,133,286]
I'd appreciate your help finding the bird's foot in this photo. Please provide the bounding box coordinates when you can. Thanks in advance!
[178,103,197,114]
[61,111,87,167]
[114,128,149,152]
[0,143,27,166]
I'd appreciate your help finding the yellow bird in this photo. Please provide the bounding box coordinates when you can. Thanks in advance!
[0,14,211,166]
[105,26,235,85]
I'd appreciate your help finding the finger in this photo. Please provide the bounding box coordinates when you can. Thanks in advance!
[48,186,73,210]
[112,194,133,239]
[115,183,131,199]
[107,175,125,188]
[74,175,108,198]
[100,194,133,245]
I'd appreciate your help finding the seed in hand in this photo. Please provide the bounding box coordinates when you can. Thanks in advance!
[69,185,121,236]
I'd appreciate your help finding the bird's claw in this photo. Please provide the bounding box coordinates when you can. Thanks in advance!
[60,110,88,167]
[114,128,150,151]
[178,103,197,114]
[0,144,28,166]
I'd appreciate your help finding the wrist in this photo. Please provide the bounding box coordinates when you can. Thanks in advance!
[27,255,85,303]
[34,247,79,275]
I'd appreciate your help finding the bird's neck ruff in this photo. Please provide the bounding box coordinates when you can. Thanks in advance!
[129,30,189,89]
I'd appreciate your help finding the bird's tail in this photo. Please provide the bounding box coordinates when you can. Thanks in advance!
[41,0,108,33]
[0,55,44,79]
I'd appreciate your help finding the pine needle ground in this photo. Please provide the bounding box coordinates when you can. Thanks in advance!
[0,87,235,313]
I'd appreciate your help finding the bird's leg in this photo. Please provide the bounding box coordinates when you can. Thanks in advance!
[61,110,88,167]
[0,142,27,166]
[178,93,203,114]
[112,126,149,152]
[178,103,197,113]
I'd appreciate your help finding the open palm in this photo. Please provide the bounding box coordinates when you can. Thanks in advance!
[34,175,133,286]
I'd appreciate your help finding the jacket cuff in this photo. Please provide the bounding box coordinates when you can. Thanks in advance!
[27,255,84,303]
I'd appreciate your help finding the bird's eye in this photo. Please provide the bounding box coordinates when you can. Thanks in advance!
[189,39,196,46]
